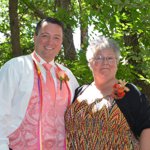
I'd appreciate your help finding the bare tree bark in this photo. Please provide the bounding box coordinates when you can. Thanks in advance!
[78,0,88,49]
[57,0,76,60]
[80,22,88,49]
[9,0,22,57]
[63,26,76,59]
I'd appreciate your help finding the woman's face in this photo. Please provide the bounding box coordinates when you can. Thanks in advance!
[89,49,118,82]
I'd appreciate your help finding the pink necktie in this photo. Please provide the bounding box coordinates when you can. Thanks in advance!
[43,63,56,101]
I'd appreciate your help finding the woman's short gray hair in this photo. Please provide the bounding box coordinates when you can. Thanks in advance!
[86,36,120,62]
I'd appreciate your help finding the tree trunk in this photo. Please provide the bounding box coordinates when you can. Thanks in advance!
[80,23,88,49]
[78,0,88,49]
[9,0,22,57]
[57,0,76,60]
[63,26,76,60]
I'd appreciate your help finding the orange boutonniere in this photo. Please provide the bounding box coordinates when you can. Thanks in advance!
[112,79,130,100]
[57,70,69,90]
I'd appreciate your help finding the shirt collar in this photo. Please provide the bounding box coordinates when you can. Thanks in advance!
[33,51,55,66]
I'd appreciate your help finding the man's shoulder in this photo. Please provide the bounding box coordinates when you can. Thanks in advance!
[7,54,32,65]
[2,54,32,71]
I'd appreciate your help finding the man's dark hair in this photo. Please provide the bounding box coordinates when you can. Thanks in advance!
[35,17,64,36]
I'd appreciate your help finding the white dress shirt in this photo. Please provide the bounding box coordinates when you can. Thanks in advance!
[0,54,79,150]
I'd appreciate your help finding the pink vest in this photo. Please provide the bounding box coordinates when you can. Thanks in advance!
[8,62,70,150]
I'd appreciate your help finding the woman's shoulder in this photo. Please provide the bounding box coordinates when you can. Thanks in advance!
[120,83,150,138]
[72,84,90,102]
[117,82,149,109]
[125,83,149,104]
[76,84,90,92]
[126,83,141,95]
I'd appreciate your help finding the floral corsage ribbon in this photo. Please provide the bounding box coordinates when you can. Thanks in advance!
[57,70,69,90]
[111,79,130,100]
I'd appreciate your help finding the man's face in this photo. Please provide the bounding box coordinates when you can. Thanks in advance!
[34,22,63,62]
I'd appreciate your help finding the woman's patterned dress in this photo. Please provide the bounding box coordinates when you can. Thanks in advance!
[65,84,139,150]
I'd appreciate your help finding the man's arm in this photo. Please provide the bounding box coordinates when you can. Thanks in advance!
[0,60,18,150]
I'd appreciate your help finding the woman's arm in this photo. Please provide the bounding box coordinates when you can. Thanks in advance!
[140,128,150,150]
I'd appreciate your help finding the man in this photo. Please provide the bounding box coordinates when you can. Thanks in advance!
[0,17,79,150]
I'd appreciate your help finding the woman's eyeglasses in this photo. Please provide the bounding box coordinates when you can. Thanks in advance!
[92,56,117,64]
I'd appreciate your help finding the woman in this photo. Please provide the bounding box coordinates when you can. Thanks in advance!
[65,36,150,149]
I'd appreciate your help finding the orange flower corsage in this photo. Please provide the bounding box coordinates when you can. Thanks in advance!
[57,70,69,90]
[112,79,130,100]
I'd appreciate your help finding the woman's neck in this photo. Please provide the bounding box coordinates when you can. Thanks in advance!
[94,78,117,96]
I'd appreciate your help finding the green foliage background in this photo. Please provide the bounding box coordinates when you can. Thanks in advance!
[0,0,150,88]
